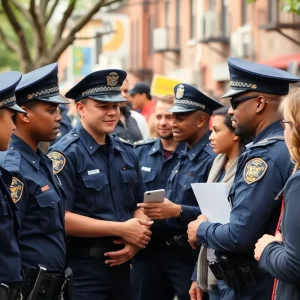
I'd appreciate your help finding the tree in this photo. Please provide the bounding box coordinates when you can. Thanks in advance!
[247,0,300,14]
[0,0,122,72]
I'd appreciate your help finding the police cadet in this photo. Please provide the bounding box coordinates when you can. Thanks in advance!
[0,63,71,300]
[48,69,152,300]
[188,57,300,300]
[0,72,26,300]
[137,84,222,300]
[131,94,185,300]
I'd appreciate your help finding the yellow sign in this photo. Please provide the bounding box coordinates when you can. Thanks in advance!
[151,74,181,98]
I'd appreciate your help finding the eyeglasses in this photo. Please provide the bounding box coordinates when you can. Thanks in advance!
[280,119,298,129]
[230,95,260,109]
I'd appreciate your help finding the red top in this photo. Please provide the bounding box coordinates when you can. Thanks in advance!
[140,101,156,122]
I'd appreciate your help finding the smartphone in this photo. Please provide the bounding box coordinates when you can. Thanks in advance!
[144,189,165,203]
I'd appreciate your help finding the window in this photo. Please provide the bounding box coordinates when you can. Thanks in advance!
[241,0,248,25]
[148,16,153,55]
[135,20,139,69]
[176,0,180,45]
[95,32,102,64]
[190,0,196,39]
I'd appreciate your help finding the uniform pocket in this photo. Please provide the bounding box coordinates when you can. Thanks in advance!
[120,169,138,206]
[141,169,157,184]
[81,173,109,210]
[36,188,62,233]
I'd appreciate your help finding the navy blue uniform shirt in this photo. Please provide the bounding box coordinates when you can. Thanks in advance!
[197,121,293,253]
[0,167,22,284]
[134,138,185,191]
[48,121,146,222]
[0,135,66,273]
[153,131,215,239]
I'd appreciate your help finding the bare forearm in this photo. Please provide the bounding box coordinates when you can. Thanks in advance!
[65,211,123,237]
[133,208,150,221]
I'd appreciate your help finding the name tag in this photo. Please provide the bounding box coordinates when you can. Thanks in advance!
[141,166,151,172]
[88,169,100,175]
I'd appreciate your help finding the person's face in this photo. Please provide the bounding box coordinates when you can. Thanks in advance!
[282,104,293,151]
[154,101,174,140]
[228,92,259,138]
[172,110,205,144]
[209,115,238,154]
[22,102,62,142]
[77,99,120,135]
[120,80,130,101]
[0,109,16,150]
[130,93,145,110]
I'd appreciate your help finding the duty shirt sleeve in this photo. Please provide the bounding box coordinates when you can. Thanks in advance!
[48,149,77,212]
[197,157,282,252]
[132,151,147,205]
[259,173,300,283]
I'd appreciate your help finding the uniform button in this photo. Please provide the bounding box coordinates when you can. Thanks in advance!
[184,185,187,188]
[153,148,156,151]
[90,147,93,149]
[169,190,171,193]
[192,154,195,156]
[96,184,99,188]
[73,134,78,137]
[10,146,14,150]
[123,167,126,170]
[32,161,35,164]
[117,147,120,149]
[175,170,178,173]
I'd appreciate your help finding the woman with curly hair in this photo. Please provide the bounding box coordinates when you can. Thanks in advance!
[254,88,300,299]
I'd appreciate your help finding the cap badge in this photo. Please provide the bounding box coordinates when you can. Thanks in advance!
[176,84,185,99]
[106,72,119,87]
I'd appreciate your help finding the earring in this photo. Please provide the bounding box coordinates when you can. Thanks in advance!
[233,136,238,140]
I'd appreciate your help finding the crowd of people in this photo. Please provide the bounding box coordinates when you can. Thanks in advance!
[0,56,299,300]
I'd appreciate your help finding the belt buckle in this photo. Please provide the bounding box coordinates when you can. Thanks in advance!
[0,283,9,300]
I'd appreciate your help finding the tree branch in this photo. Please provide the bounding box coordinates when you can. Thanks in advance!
[0,27,19,53]
[29,0,36,16]
[46,0,59,24]
[52,0,77,45]
[1,0,33,66]
[39,0,49,25]
[11,0,34,25]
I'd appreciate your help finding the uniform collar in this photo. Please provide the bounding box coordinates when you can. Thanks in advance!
[186,131,211,161]
[253,120,283,144]
[148,138,163,155]
[10,134,42,170]
[75,121,124,154]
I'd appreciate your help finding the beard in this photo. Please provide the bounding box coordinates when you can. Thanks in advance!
[234,123,254,139]
[159,133,174,140]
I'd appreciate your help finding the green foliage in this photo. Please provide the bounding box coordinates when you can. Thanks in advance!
[247,0,300,14]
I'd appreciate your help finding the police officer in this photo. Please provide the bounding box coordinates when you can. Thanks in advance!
[188,57,300,299]
[48,69,152,300]
[137,84,222,300]
[0,63,71,300]
[0,71,26,300]
[131,94,185,300]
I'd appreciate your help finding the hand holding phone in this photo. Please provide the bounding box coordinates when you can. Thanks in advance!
[143,189,165,203]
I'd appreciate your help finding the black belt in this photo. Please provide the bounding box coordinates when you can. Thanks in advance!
[68,237,124,259]
[21,267,72,300]
[0,284,21,300]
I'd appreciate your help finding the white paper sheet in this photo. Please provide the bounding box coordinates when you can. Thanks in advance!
[191,182,231,224]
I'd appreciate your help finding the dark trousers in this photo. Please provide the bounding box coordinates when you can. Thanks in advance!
[131,242,198,300]
[69,255,130,300]
[217,275,274,300]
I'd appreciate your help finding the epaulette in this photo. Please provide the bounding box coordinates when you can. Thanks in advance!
[53,131,80,152]
[133,138,156,147]
[249,136,285,149]
[0,148,21,173]
[111,136,133,147]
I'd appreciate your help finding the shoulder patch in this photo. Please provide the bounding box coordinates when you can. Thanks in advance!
[10,177,24,203]
[243,158,268,185]
[47,151,66,174]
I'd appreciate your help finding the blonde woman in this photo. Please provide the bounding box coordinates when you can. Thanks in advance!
[254,88,300,299]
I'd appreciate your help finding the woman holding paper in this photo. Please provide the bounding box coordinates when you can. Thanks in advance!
[254,88,300,299]
[189,106,250,300]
